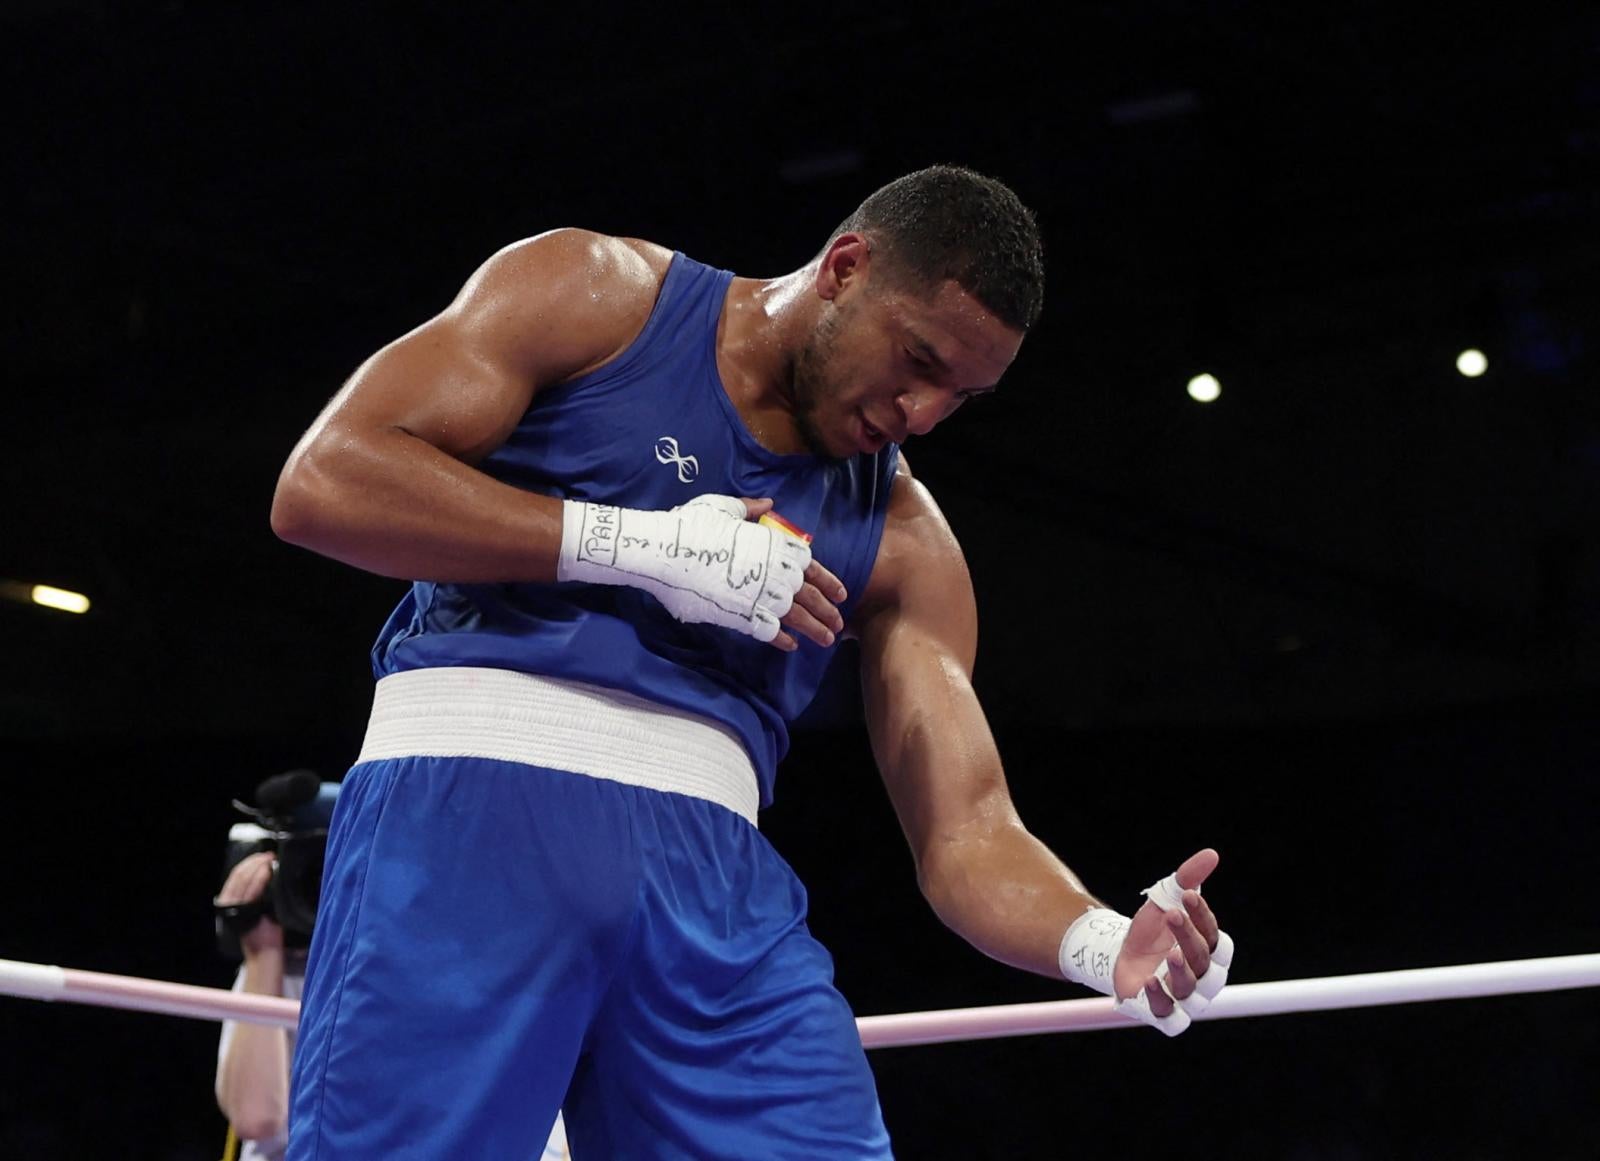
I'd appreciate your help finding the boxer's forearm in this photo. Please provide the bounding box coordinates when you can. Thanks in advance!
[918,814,1102,979]
[271,422,566,582]
[862,609,1100,980]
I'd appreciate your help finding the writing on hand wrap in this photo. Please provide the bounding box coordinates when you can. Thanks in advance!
[578,505,619,567]
[575,503,776,622]
[1072,914,1130,985]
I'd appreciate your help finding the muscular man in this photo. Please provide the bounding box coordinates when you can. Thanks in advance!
[271,165,1231,1158]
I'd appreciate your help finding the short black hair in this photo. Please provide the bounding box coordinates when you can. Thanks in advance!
[831,165,1045,332]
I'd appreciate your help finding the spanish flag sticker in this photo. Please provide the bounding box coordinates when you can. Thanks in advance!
[759,512,813,544]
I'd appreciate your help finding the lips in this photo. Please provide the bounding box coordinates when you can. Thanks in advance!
[857,411,896,453]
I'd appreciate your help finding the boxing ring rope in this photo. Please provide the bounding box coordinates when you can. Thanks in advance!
[4,953,1597,1048]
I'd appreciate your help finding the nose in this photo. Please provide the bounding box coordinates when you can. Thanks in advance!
[895,387,944,437]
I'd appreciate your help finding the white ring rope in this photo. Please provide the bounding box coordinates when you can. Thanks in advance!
[3,953,1596,1048]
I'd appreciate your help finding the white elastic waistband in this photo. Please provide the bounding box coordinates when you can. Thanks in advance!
[357,667,760,825]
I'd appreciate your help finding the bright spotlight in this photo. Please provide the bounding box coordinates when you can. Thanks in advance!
[31,585,91,614]
[1187,373,1221,403]
[1456,349,1488,378]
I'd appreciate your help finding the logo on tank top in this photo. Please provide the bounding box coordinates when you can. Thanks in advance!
[654,436,700,484]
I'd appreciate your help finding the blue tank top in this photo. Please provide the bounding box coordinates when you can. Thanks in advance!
[371,252,900,806]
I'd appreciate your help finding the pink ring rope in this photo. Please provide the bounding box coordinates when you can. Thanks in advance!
[4,953,1596,1049]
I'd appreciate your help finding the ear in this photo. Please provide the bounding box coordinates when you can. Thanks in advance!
[813,232,873,302]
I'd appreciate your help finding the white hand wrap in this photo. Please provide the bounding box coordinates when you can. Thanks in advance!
[557,495,811,643]
[1140,872,1189,913]
[1057,873,1236,1038]
[1057,908,1131,996]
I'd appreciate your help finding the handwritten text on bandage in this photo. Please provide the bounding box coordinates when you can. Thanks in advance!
[577,504,770,595]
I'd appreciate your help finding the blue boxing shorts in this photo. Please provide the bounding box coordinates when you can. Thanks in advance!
[286,747,892,1159]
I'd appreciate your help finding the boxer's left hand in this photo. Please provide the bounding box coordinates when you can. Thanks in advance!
[1113,848,1222,1016]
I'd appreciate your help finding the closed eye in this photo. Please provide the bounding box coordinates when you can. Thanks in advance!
[903,342,991,404]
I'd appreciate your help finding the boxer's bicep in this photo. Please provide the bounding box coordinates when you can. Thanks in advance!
[291,230,663,467]
[856,479,1018,871]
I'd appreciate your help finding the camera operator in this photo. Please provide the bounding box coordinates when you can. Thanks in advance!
[212,772,339,1160]
[214,847,299,1155]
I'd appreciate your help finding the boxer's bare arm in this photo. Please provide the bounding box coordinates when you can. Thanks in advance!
[853,468,1218,1004]
[270,229,672,582]
[271,231,843,650]
[853,470,1096,977]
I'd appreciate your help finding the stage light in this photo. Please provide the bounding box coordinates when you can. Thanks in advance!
[1187,373,1221,403]
[1456,349,1488,378]
[30,585,90,614]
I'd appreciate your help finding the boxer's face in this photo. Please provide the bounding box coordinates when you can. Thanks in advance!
[792,248,1023,460]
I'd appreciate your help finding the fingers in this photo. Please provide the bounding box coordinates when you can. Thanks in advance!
[770,563,847,653]
[731,505,849,652]
[766,602,839,651]
[786,580,844,642]
[1173,847,1219,892]
[1184,888,1221,953]
[215,850,274,906]
[1167,907,1211,981]
[758,577,838,652]
[1115,855,1233,1036]
[1139,938,1199,1020]
[1142,975,1175,1018]
[804,559,847,605]
[782,562,846,650]
[1163,944,1198,999]
[781,604,835,649]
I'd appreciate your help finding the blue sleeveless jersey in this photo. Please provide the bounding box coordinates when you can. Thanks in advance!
[371,252,900,806]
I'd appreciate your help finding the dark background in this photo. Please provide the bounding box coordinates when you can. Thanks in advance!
[3,2,1597,1158]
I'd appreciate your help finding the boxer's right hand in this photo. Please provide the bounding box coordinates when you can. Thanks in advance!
[558,494,841,651]
[742,497,849,652]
